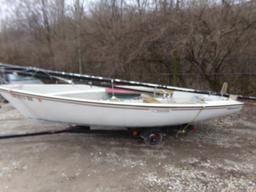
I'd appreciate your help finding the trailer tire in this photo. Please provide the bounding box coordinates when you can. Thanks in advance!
[141,130,163,145]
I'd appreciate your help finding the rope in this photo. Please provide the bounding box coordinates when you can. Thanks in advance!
[0,127,72,140]
[176,106,204,137]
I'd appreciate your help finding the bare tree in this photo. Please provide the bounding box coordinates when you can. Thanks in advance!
[0,0,256,94]
[74,0,84,73]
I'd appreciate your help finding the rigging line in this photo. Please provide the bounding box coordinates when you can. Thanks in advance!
[176,106,205,138]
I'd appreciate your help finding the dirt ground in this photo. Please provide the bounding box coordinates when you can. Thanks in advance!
[0,102,255,192]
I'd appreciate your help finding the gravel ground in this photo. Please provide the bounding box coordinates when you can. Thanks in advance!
[0,103,255,192]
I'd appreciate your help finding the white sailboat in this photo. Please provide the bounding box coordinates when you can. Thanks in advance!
[0,84,243,127]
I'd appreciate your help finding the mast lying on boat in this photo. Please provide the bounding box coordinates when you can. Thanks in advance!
[0,63,255,101]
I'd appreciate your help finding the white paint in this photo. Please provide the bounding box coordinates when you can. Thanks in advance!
[0,84,243,128]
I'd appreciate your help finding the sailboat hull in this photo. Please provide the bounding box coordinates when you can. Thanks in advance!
[0,85,243,127]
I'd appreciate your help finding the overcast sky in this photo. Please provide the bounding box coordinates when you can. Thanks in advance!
[0,0,92,20]
[0,0,7,19]
[0,0,17,20]
[0,0,248,20]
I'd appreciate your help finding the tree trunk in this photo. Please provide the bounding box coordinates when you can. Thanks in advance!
[75,0,83,74]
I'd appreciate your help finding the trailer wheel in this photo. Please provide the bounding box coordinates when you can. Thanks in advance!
[141,130,163,145]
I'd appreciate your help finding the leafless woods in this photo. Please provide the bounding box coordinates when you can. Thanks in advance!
[0,0,255,94]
